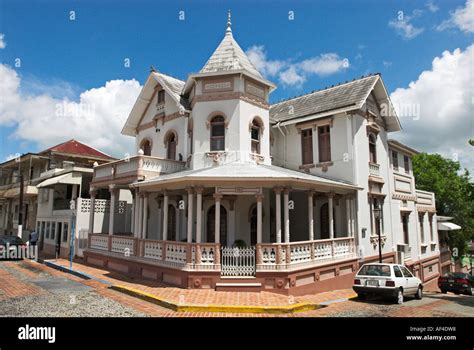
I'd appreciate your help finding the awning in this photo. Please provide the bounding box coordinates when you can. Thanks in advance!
[37,173,81,188]
[437,222,461,231]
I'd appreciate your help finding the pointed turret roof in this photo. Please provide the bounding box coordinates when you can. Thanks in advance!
[199,10,263,79]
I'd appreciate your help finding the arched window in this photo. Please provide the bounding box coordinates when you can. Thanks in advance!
[206,205,227,245]
[210,116,225,151]
[167,205,177,241]
[166,133,177,160]
[140,139,152,156]
[369,134,377,163]
[251,119,261,154]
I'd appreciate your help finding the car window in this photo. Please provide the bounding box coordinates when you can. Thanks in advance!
[357,265,391,277]
[393,266,403,278]
[400,266,413,278]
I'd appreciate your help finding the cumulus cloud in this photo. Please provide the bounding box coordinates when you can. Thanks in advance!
[390,44,474,172]
[388,10,425,39]
[426,1,439,13]
[0,33,5,49]
[246,46,349,87]
[437,0,474,33]
[0,64,142,158]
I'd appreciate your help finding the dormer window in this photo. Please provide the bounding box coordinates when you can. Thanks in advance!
[369,134,377,164]
[251,119,261,154]
[157,90,165,104]
[210,116,225,151]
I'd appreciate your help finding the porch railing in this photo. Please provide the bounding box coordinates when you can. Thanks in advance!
[87,234,356,273]
[256,237,356,271]
[88,234,220,271]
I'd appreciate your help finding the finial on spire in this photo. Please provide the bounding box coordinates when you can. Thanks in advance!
[226,10,232,34]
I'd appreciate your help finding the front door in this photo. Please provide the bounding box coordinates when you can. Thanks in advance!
[206,205,227,245]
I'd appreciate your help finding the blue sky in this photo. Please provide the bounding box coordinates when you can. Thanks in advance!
[0,0,473,171]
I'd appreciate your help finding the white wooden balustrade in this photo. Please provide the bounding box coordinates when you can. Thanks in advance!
[111,236,135,255]
[89,234,109,251]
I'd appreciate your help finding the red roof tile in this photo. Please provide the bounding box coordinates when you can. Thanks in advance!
[41,139,115,160]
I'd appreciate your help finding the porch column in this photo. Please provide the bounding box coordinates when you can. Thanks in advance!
[162,191,169,240]
[133,190,140,237]
[213,193,222,243]
[142,193,148,239]
[88,189,96,235]
[228,198,236,245]
[283,188,290,243]
[256,194,263,244]
[186,188,194,243]
[108,185,116,236]
[308,191,314,241]
[71,184,78,201]
[328,192,334,239]
[346,195,352,236]
[350,195,356,237]
[274,188,282,243]
[195,188,203,243]
[130,189,135,235]
[137,193,143,238]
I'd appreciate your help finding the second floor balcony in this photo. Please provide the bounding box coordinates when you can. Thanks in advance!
[91,155,186,187]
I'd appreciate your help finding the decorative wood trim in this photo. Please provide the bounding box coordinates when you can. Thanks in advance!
[295,116,334,132]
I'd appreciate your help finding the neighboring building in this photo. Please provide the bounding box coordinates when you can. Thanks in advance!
[0,139,123,259]
[436,215,462,275]
[83,13,442,294]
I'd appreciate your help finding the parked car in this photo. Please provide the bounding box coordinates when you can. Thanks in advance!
[0,235,27,260]
[438,273,474,296]
[353,263,423,304]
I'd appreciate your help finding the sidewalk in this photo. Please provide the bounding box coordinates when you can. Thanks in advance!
[28,257,357,314]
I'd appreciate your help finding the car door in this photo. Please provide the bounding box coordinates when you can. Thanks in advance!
[400,265,418,293]
[393,265,407,290]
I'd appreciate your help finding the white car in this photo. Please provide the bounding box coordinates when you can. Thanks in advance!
[353,263,423,304]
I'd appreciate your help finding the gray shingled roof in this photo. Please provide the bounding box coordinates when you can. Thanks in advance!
[200,31,263,79]
[134,162,360,190]
[153,72,191,111]
[270,75,380,124]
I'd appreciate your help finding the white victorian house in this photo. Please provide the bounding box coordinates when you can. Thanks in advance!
[84,13,441,295]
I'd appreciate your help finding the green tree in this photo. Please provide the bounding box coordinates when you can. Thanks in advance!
[412,153,474,260]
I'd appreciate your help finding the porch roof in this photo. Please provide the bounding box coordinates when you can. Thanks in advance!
[131,162,362,191]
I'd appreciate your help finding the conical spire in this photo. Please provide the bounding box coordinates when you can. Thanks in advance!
[226,10,232,35]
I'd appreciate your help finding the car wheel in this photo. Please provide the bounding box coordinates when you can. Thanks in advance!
[415,286,423,300]
[454,291,460,295]
[357,293,366,300]
[396,288,404,304]
[440,289,447,294]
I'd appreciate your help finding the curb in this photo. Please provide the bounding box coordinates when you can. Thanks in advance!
[109,284,324,314]
[33,259,357,314]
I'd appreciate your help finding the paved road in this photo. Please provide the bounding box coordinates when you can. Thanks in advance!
[0,260,473,317]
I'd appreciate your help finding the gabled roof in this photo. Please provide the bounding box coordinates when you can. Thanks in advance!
[122,71,190,136]
[40,139,115,161]
[387,139,419,155]
[270,75,380,124]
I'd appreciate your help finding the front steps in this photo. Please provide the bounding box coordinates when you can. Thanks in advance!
[215,280,262,292]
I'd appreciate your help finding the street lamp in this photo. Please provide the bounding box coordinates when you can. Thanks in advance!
[373,203,382,263]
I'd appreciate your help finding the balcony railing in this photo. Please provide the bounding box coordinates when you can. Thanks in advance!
[368,162,380,177]
[92,155,186,185]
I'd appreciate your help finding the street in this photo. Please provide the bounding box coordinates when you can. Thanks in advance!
[0,259,473,317]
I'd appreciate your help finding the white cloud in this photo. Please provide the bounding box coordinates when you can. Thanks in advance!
[246,46,349,87]
[0,33,5,49]
[279,66,306,87]
[390,44,474,172]
[426,1,439,13]
[389,11,425,39]
[437,0,474,33]
[246,45,285,77]
[0,64,142,158]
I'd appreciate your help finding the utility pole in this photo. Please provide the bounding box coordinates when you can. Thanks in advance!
[17,157,24,239]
